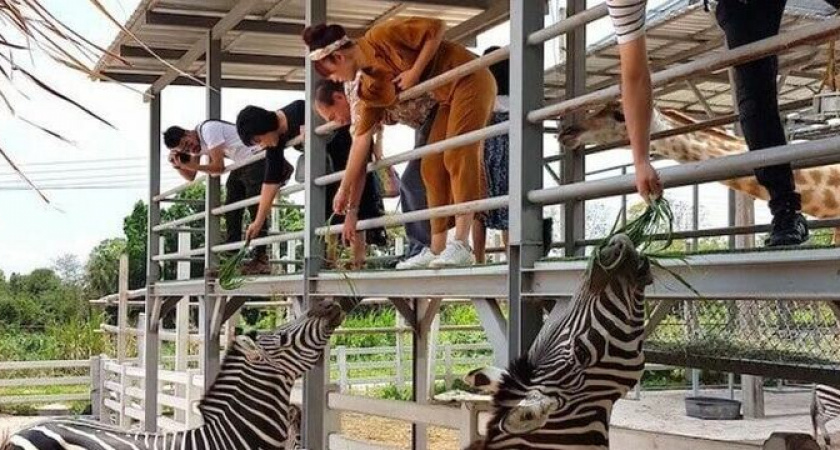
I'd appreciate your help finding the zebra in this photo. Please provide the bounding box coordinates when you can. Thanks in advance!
[3,297,354,450]
[464,234,653,449]
[813,384,840,448]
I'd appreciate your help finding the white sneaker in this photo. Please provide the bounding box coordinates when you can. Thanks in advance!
[396,247,436,270]
[429,241,474,268]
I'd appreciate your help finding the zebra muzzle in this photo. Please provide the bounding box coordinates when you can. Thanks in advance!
[500,390,559,435]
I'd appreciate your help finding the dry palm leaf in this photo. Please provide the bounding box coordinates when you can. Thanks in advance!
[0,144,49,204]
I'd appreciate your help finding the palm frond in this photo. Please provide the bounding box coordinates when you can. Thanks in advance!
[85,0,211,89]
[18,116,76,146]
[4,56,115,128]
[0,144,49,204]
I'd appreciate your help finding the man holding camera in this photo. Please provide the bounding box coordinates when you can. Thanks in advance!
[163,120,292,275]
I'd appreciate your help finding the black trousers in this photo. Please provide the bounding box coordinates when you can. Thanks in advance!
[714,0,800,215]
[225,160,268,256]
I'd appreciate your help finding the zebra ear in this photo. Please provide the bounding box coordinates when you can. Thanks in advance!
[464,366,507,394]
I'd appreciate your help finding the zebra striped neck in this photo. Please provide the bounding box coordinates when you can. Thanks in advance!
[480,243,649,450]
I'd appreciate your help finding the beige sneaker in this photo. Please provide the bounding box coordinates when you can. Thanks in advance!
[429,241,474,268]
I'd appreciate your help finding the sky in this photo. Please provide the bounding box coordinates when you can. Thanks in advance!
[0,0,765,276]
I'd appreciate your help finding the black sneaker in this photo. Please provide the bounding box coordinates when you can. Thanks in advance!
[765,211,809,247]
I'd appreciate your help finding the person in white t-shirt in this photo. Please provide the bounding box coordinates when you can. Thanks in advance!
[164,121,292,275]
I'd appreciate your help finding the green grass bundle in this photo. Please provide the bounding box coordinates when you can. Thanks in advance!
[218,238,252,290]
[590,197,700,297]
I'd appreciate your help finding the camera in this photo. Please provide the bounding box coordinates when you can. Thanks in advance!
[171,152,191,165]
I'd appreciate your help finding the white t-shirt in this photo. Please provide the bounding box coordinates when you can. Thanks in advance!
[196,121,259,163]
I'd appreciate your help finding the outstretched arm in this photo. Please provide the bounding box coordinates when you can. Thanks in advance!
[246,183,280,240]
[618,36,661,202]
[333,129,374,214]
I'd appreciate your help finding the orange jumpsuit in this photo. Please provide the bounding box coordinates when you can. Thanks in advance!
[353,17,496,234]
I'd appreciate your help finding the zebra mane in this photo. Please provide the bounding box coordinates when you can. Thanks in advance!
[485,357,537,430]
[196,338,288,421]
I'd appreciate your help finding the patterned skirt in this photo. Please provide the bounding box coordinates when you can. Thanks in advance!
[482,111,509,230]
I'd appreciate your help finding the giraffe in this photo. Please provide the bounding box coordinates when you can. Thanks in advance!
[558,101,840,243]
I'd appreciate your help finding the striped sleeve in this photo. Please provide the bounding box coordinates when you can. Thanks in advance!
[606,0,647,45]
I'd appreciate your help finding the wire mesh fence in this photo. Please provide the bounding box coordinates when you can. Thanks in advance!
[645,299,840,384]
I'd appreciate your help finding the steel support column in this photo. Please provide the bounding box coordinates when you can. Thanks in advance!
[202,32,223,385]
[562,0,587,259]
[508,0,546,360]
[303,0,329,448]
[143,91,162,432]
[412,299,442,450]
[728,67,764,418]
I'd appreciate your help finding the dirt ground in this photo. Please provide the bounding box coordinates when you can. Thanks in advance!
[341,413,460,450]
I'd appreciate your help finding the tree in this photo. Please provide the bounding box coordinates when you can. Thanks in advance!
[84,238,127,299]
[53,254,84,286]
[123,201,148,290]
[15,268,61,297]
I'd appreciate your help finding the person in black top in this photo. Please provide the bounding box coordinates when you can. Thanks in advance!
[712,0,838,246]
[234,100,303,274]
[312,80,387,268]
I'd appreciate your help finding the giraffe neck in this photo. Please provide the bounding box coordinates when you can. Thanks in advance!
[648,110,744,163]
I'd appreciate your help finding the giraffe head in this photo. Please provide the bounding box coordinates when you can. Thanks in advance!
[557,101,629,148]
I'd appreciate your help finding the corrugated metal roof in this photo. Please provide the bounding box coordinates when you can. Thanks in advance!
[93,0,504,90]
[544,0,839,116]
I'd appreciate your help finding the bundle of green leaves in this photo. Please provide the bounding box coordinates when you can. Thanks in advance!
[590,197,699,297]
[218,238,252,291]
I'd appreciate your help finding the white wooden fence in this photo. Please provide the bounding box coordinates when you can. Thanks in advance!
[332,343,493,392]
[0,359,93,406]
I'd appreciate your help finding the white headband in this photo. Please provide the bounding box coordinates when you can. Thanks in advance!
[309,36,352,61]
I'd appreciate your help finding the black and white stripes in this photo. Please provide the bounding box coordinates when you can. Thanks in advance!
[3,300,348,450]
[467,234,653,450]
[812,384,840,448]
[607,0,647,45]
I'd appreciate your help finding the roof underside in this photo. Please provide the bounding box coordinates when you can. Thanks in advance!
[94,0,839,117]
[93,0,508,90]
[544,0,839,116]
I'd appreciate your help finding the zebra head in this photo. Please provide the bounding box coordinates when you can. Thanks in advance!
[466,234,652,449]
[254,298,347,379]
[194,299,348,448]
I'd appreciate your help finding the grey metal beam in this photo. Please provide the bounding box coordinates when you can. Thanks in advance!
[562,0,586,259]
[391,298,419,332]
[303,0,328,448]
[143,91,162,432]
[145,11,365,37]
[445,0,509,44]
[645,351,840,386]
[103,72,304,91]
[146,0,259,95]
[472,299,508,367]
[641,299,678,340]
[119,45,305,67]
[412,299,441,450]
[507,0,546,363]
[306,248,840,300]
[202,33,223,387]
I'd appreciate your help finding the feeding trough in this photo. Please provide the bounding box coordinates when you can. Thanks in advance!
[685,397,742,420]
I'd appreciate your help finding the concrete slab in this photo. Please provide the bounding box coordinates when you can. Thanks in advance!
[610,389,840,449]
